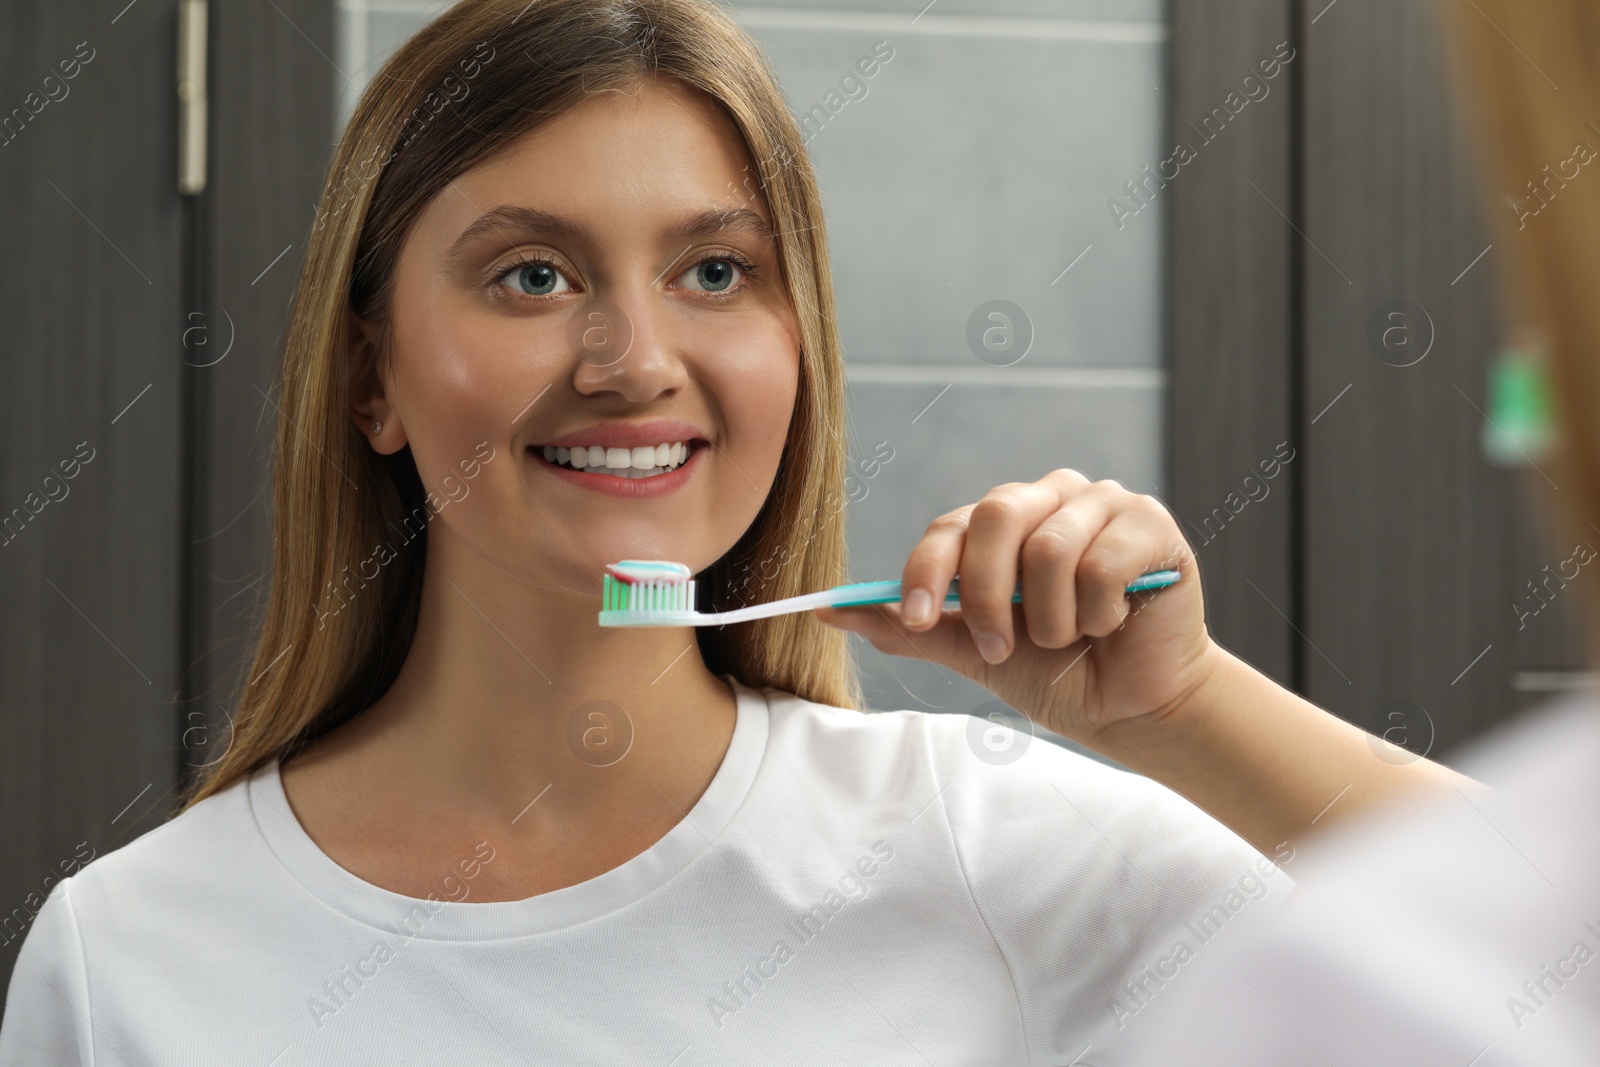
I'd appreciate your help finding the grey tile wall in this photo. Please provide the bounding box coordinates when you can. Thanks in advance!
[334,2,1166,753]
[745,19,1163,370]
[732,0,1161,19]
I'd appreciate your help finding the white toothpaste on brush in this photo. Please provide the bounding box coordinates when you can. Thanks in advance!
[604,560,691,585]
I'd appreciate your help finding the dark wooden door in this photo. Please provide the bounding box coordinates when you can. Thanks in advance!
[1169,0,1591,762]
[0,0,332,1002]
[0,0,188,990]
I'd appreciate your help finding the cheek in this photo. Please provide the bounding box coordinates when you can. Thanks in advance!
[390,287,562,484]
[714,316,800,480]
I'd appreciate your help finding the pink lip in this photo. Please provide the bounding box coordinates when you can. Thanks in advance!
[534,418,707,451]
[527,440,703,498]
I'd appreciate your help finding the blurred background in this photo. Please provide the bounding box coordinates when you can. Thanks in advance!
[0,0,1588,992]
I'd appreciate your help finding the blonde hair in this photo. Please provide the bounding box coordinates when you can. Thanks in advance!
[1437,0,1600,664]
[179,0,863,812]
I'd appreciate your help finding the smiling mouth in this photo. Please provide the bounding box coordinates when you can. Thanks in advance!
[527,439,705,479]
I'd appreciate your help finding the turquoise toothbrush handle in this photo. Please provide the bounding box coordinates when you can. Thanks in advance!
[828,569,1181,609]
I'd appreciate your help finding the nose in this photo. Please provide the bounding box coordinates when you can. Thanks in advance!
[569,288,688,403]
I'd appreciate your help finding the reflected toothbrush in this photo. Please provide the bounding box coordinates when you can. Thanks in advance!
[597,559,1181,627]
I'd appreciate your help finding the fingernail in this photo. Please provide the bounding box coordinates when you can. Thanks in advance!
[903,587,933,626]
[975,632,1008,664]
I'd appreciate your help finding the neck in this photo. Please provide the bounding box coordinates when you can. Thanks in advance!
[317,524,738,830]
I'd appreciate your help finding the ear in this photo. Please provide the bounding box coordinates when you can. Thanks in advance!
[346,310,403,453]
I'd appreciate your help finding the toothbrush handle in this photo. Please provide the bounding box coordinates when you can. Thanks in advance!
[826,569,1181,609]
[704,569,1182,624]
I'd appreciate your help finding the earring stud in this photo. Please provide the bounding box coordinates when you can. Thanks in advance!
[371,421,382,434]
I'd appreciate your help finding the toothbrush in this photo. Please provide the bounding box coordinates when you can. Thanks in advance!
[597,559,1181,627]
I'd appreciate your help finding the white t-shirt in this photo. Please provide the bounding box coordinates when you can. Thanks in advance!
[0,675,1289,1066]
[1121,691,1600,1066]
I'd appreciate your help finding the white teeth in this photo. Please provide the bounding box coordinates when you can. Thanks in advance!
[537,439,693,476]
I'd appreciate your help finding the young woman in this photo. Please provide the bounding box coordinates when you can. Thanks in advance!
[0,1,1462,1063]
[1118,2,1600,1063]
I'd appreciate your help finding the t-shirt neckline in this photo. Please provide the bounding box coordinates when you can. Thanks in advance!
[247,674,770,941]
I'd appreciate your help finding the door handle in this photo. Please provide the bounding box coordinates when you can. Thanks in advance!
[177,0,207,195]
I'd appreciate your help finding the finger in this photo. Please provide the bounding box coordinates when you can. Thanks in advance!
[1018,490,1120,649]
[899,505,975,631]
[957,482,1066,662]
[1076,502,1170,637]
[813,600,995,678]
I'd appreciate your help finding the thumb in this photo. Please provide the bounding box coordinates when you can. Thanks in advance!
[813,601,993,680]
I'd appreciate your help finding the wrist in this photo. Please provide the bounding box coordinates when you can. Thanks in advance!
[1089,638,1241,774]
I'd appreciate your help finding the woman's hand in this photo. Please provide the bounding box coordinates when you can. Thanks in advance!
[816,468,1476,856]
[813,469,1224,752]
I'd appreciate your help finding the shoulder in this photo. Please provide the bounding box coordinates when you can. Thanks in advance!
[751,690,1292,1057]
[0,772,270,1063]
[759,680,1117,776]
[56,770,272,930]
[754,683,952,771]
[756,684,1269,867]
[755,684,1108,801]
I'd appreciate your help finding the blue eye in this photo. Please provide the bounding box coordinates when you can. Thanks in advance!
[501,259,571,296]
[678,255,753,294]
[696,259,736,291]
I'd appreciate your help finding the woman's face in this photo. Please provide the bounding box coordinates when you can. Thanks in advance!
[356,77,800,600]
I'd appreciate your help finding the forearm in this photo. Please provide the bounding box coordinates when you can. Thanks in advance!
[1091,643,1475,857]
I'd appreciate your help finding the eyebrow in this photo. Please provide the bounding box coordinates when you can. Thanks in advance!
[444,204,777,263]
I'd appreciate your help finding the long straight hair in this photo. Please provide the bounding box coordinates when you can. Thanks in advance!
[1437,0,1600,664]
[179,0,863,812]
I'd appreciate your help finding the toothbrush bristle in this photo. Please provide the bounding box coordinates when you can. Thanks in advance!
[601,560,694,617]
